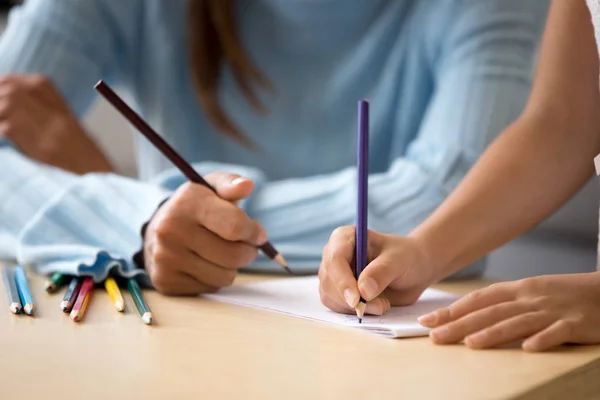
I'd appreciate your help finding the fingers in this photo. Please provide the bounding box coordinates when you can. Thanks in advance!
[321,226,360,307]
[204,171,255,202]
[419,282,515,328]
[357,254,401,302]
[160,217,257,269]
[151,270,217,296]
[200,196,267,245]
[319,269,390,316]
[464,311,553,349]
[522,320,572,352]
[428,301,534,345]
[0,74,58,107]
[148,241,237,294]
[170,183,267,246]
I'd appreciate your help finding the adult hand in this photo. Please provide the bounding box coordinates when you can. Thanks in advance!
[318,226,436,316]
[0,74,113,174]
[144,172,267,295]
[419,272,600,351]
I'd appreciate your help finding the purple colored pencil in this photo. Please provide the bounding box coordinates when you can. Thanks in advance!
[355,99,369,323]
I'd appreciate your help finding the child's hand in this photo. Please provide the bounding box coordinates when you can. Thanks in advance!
[419,272,600,351]
[144,172,266,295]
[318,226,436,316]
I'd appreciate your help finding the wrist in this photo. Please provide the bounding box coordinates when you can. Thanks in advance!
[408,226,458,283]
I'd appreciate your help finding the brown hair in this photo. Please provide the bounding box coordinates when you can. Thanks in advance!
[188,0,271,146]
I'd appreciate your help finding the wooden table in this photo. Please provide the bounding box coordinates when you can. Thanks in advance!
[1,273,600,400]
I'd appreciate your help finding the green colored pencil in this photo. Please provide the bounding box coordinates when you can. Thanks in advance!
[127,278,152,325]
[45,271,67,293]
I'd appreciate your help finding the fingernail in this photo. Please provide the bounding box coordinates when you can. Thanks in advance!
[230,177,247,186]
[522,339,537,352]
[365,301,386,316]
[465,330,486,348]
[358,277,378,300]
[430,326,450,342]
[418,312,438,326]
[344,289,359,308]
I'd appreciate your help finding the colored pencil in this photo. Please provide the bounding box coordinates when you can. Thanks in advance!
[104,277,125,312]
[45,271,67,293]
[14,265,35,315]
[355,100,369,323]
[61,277,82,313]
[94,80,290,274]
[70,278,94,322]
[127,278,152,325]
[2,266,21,314]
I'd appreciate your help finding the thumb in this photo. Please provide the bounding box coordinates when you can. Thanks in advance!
[357,257,399,302]
[205,171,255,202]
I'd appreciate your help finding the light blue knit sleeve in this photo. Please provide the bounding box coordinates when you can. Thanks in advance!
[231,0,550,274]
[0,0,139,116]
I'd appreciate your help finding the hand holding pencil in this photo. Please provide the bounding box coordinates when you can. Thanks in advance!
[94,81,289,296]
[143,177,269,295]
[318,100,436,320]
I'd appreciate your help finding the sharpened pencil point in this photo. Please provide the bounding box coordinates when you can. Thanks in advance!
[142,312,152,325]
[355,299,366,324]
[24,304,35,315]
[44,282,55,293]
[70,311,80,322]
[116,300,125,312]
[9,302,21,314]
[274,254,291,274]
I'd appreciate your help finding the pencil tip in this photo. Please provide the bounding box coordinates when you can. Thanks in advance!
[44,282,54,292]
[142,312,153,325]
[274,254,291,273]
[9,303,21,314]
[116,301,125,312]
[24,304,35,315]
[70,311,80,322]
[355,300,366,323]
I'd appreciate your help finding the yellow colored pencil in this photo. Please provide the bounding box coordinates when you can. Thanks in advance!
[104,277,125,312]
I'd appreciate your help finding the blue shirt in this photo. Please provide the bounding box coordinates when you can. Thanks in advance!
[0,0,549,283]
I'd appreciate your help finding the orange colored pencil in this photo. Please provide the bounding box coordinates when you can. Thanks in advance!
[70,278,94,322]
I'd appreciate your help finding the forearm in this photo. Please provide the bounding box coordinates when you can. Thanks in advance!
[411,0,600,280]
[412,114,600,280]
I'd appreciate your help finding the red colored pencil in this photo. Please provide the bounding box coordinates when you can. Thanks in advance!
[70,278,94,322]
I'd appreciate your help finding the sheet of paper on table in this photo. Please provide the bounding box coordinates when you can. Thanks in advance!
[205,276,459,338]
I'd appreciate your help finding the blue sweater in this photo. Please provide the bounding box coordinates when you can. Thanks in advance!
[0,0,549,282]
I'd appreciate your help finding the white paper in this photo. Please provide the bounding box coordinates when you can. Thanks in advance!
[205,276,459,338]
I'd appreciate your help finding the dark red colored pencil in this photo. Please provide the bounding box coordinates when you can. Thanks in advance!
[70,278,94,322]
[94,80,290,273]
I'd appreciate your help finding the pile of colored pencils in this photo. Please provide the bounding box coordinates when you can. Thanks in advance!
[46,271,153,324]
[2,265,152,325]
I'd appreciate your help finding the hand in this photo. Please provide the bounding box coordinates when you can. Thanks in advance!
[318,226,435,316]
[418,272,600,351]
[0,74,114,174]
[144,172,267,295]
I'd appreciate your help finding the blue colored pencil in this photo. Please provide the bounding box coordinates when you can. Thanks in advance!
[14,265,35,315]
[355,99,369,323]
[2,265,21,314]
